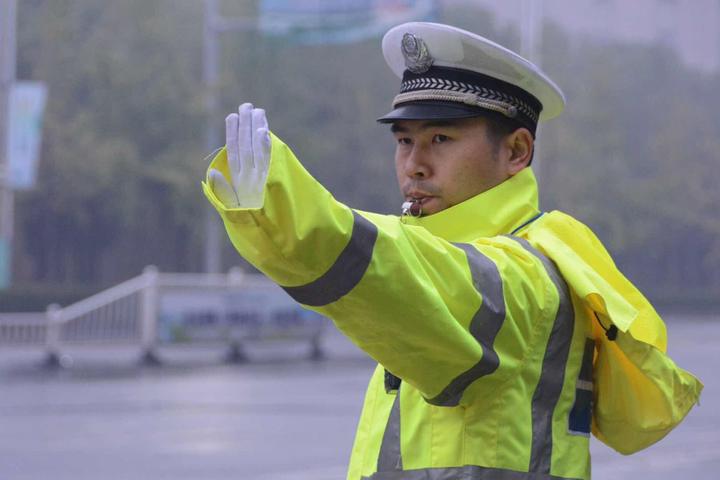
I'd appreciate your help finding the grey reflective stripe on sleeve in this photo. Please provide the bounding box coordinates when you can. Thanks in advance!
[362,464,582,480]
[282,211,378,307]
[507,236,575,475]
[426,243,506,407]
[376,389,403,472]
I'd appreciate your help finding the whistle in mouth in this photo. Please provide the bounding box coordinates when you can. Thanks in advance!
[401,200,423,217]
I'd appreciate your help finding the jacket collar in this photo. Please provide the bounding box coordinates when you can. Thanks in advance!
[402,167,540,242]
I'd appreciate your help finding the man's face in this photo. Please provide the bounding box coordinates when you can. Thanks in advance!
[392,117,511,216]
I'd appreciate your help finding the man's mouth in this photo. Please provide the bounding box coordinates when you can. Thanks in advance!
[405,191,435,204]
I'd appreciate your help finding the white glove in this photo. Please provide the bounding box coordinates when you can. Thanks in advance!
[208,103,271,208]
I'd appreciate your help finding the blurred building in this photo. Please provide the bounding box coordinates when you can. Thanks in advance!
[464,0,720,73]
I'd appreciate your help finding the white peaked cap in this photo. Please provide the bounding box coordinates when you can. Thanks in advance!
[379,22,566,126]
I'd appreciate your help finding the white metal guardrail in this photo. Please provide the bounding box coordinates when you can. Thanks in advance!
[0,266,326,366]
[0,312,46,345]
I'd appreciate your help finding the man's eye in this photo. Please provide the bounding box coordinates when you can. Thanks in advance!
[397,137,411,145]
[433,134,449,143]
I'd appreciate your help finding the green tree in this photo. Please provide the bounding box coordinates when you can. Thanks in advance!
[12,1,720,305]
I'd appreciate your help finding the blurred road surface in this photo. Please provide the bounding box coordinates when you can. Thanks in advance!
[0,314,717,480]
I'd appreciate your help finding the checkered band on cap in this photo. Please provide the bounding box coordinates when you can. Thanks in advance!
[394,66,543,132]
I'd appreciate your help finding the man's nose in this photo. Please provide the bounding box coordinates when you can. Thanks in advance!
[403,146,431,179]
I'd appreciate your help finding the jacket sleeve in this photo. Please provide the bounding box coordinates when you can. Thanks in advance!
[203,133,562,407]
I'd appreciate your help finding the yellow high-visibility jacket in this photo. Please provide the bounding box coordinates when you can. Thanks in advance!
[203,134,702,480]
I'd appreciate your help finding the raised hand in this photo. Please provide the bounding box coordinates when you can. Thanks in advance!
[208,103,271,208]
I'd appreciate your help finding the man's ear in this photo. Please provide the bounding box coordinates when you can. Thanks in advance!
[505,128,534,175]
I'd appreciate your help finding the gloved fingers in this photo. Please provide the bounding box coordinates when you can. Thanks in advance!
[252,107,269,135]
[220,103,270,208]
[254,127,271,178]
[251,108,270,175]
[238,103,254,172]
[225,113,240,179]
[208,168,240,208]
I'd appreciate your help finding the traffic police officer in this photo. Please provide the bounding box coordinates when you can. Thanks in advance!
[204,22,701,480]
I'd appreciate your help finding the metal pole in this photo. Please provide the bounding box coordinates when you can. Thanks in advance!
[139,265,161,365]
[203,0,222,274]
[520,0,544,186]
[0,0,17,288]
[43,303,62,368]
[520,0,542,67]
[202,2,258,273]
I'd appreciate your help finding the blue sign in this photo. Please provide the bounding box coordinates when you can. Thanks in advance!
[6,82,48,190]
[260,0,437,45]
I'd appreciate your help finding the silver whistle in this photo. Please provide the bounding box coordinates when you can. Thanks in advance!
[401,200,422,217]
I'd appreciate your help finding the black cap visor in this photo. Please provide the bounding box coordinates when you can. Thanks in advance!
[377,101,491,124]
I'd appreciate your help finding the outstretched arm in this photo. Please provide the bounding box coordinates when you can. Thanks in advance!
[202,105,561,407]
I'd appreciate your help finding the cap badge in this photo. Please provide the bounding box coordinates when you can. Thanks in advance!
[401,33,433,74]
